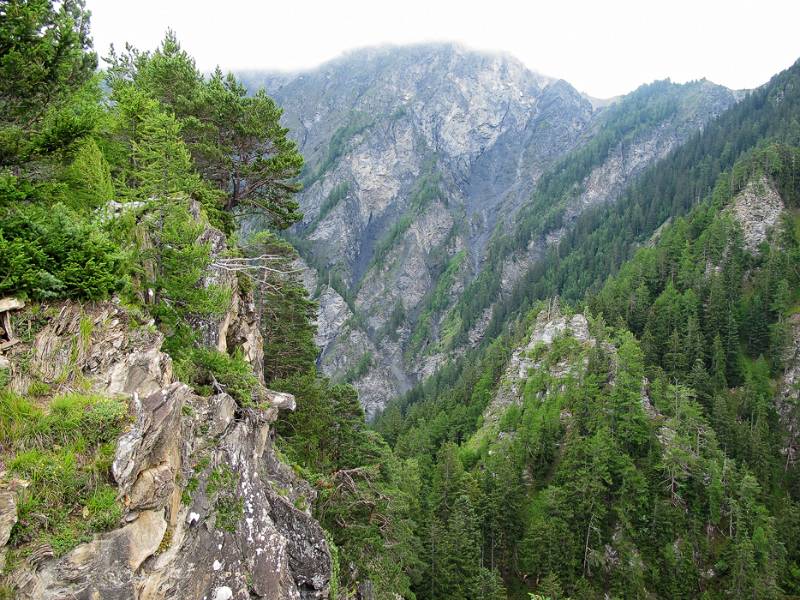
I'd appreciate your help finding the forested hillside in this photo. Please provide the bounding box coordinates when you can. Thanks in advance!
[376,144,800,598]
[449,58,800,349]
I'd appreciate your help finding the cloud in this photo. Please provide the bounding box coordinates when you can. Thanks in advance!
[86,0,800,97]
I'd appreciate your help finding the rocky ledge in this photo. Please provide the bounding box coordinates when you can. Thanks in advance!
[0,214,332,598]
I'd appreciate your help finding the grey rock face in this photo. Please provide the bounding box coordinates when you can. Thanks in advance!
[246,44,738,415]
[727,175,785,253]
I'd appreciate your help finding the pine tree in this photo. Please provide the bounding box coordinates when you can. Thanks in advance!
[538,571,565,599]
[689,358,711,407]
[61,137,114,209]
[711,334,728,391]
[430,443,466,522]
[724,308,742,386]
[609,332,649,455]
[442,493,483,600]
[745,294,770,357]
[480,446,524,571]
[107,34,304,229]
[473,567,506,600]
[684,313,706,368]
[771,279,791,320]
[664,327,686,376]
[0,0,97,167]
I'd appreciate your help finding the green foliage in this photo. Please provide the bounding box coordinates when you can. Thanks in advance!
[448,61,800,351]
[0,180,125,300]
[274,371,421,597]
[102,81,235,361]
[325,531,341,600]
[60,137,114,209]
[342,352,373,383]
[407,250,466,357]
[0,391,126,556]
[244,231,319,382]
[107,32,303,229]
[206,465,243,533]
[177,348,259,406]
[141,198,230,357]
[0,0,97,168]
[377,144,800,598]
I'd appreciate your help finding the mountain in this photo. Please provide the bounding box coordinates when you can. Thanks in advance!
[372,56,800,598]
[6,6,800,597]
[2,240,332,599]
[243,43,738,417]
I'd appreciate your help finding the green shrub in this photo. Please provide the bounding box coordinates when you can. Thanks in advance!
[177,348,259,405]
[0,181,125,300]
[207,465,242,532]
[60,138,114,210]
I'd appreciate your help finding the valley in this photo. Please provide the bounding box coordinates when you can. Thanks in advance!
[2,4,800,597]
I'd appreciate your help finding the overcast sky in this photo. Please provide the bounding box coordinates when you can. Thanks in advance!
[86,0,800,98]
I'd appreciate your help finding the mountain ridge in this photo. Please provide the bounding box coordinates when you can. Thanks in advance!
[240,44,738,416]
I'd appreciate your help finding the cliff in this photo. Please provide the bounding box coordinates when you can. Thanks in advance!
[0,213,332,599]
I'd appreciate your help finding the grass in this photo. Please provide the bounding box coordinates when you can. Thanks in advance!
[26,380,51,397]
[79,316,94,351]
[206,465,243,532]
[0,391,127,557]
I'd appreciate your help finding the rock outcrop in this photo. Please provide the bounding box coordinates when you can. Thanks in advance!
[481,300,595,431]
[727,175,785,253]
[6,300,172,399]
[1,214,331,598]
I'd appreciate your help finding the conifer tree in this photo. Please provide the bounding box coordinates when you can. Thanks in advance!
[711,334,728,391]
[0,0,97,167]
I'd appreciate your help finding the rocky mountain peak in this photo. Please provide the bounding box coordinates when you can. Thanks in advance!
[241,44,739,416]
